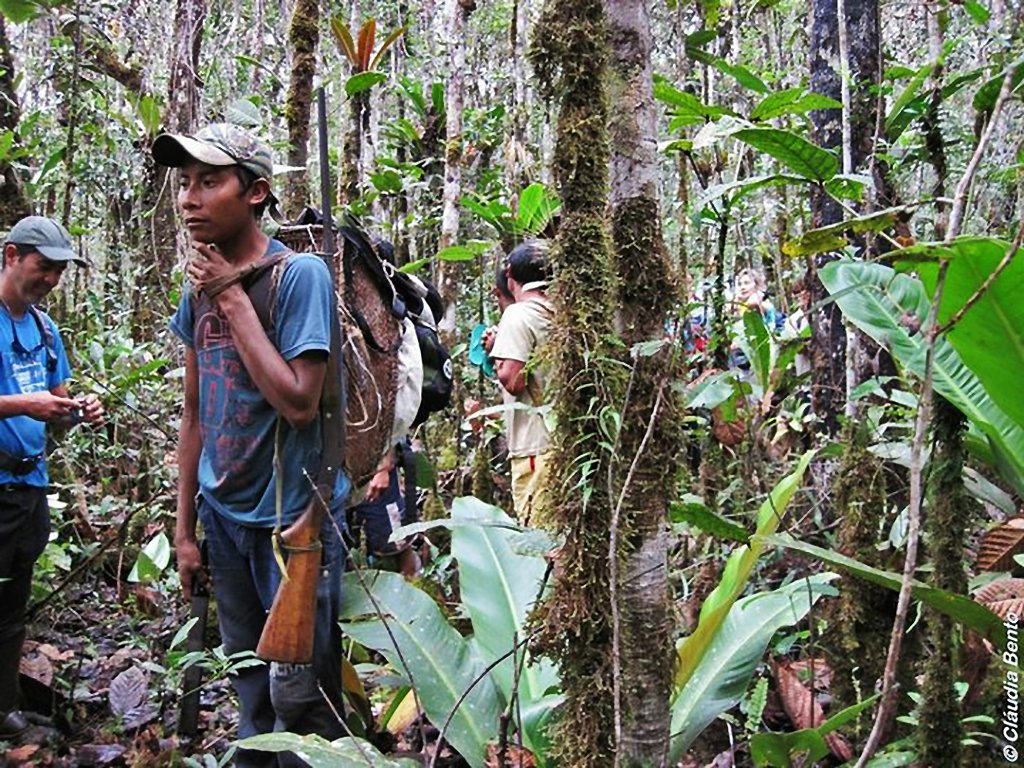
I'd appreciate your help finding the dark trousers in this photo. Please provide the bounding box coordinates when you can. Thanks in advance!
[0,485,49,714]
[197,500,346,768]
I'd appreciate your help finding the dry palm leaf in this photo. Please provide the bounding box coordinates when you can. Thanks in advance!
[773,661,853,762]
[974,577,1024,621]
[977,517,1024,572]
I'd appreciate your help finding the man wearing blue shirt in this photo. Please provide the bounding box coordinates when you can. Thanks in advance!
[154,123,348,766]
[0,216,103,743]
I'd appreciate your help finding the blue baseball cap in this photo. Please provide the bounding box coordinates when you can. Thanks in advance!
[5,216,88,266]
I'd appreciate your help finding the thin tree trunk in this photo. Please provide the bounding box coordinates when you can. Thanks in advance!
[604,0,681,763]
[436,0,471,333]
[0,17,30,226]
[282,0,318,219]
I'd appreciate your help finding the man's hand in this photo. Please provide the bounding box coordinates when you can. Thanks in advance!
[187,242,242,300]
[21,391,82,422]
[76,394,104,425]
[176,537,204,596]
[482,325,499,353]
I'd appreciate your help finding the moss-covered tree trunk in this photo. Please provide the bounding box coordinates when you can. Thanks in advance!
[918,395,969,766]
[281,0,318,219]
[530,2,621,763]
[0,17,30,227]
[604,0,682,764]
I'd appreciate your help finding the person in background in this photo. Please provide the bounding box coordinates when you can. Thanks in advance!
[154,123,349,767]
[483,240,555,529]
[0,216,103,746]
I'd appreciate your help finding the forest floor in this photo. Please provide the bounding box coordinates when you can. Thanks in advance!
[2,578,467,768]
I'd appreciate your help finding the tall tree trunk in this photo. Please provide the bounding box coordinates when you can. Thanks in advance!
[807,0,880,435]
[0,17,30,226]
[530,2,621,764]
[282,0,318,219]
[134,0,205,340]
[339,92,366,208]
[436,0,472,334]
[604,0,682,764]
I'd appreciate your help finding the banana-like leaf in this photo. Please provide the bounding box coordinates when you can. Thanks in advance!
[819,258,1024,490]
[668,574,837,761]
[340,571,502,767]
[757,533,1007,647]
[516,183,561,235]
[782,207,904,257]
[732,127,839,181]
[673,450,816,693]
[238,733,419,767]
[893,237,1024,431]
[451,497,559,762]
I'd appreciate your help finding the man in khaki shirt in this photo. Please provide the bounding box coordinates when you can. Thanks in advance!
[486,240,554,528]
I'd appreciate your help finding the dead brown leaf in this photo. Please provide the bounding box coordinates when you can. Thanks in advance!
[978,518,1024,572]
[485,742,537,767]
[773,661,853,761]
[975,577,1024,620]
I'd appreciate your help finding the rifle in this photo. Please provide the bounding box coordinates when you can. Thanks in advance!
[256,85,346,664]
[178,539,209,736]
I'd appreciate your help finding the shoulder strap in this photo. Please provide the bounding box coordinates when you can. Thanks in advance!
[244,251,293,331]
[27,306,57,373]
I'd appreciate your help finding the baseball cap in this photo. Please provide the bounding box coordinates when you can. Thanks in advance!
[151,123,274,179]
[5,216,88,266]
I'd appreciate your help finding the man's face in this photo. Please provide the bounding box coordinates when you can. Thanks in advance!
[176,160,258,244]
[5,249,67,305]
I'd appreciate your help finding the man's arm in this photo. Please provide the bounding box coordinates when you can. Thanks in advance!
[175,349,203,596]
[496,358,528,397]
[0,390,80,421]
[188,244,328,429]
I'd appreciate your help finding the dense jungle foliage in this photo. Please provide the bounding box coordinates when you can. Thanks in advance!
[1,0,1023,765]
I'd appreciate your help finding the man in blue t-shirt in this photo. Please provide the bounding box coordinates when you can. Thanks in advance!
[154,124,349,765]
[0,216,103,744]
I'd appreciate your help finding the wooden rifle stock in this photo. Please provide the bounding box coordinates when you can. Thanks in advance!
[256,85,345,665]
[255,483,332,663]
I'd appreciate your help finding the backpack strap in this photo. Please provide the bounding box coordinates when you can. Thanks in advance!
[26,306,57,373]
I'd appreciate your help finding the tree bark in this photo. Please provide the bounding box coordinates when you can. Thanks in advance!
[436,0,471,334]
[0,16,30,227]
[604,0,681,764]
[807,0,880,435]
[282,0,318,219]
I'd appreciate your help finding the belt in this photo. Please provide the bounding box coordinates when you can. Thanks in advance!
[0,483,34,493]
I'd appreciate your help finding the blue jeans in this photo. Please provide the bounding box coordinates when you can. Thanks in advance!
[198,499,346,768]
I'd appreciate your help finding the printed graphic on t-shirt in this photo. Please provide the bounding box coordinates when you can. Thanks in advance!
[193,301,271,495]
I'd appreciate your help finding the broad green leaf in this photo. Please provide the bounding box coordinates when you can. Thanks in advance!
[32,147,66,187]
[345,71,387,97]
[783,207,903,258]
[451,498,558,761]
[823,173,871,202]
[330,16,358,65]
[973,58,1024,112]
[0,0,39,23]
[750,88,841,122]
[436,242,490,261]
[894,237,1024,432]
[133,95,162,136]
[654,80,729,126]
[516,182,560,235]
[885,62,935,141]
[963,0,990,23]
[758,533,1007,647]
[369,170,403,194]
[709,58,768,94]
[695,174,808,211]
[819,258,1024,491]
[668,501,749,543]
[751,694,880,766]
[238,733,418,767]
[742,310,772,391]
[0,130,14,164]
[674,451,815,692]
[732,128,839,181]
[668,574,836,760]
[224,98,262,128]
[683,369,742,410]
[128,532,170,583]
[340,571,503,767]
